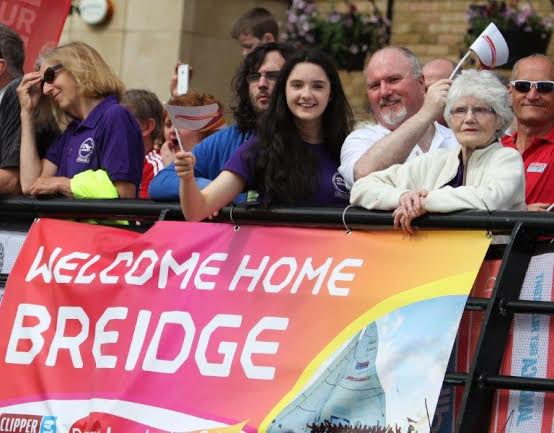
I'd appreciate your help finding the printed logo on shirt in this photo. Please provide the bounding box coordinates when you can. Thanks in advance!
[332,172,350,200]
[76,138,95,163]
[527,162,547,173]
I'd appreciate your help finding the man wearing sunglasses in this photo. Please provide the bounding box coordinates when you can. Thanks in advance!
[502,54,554,211]
[0,24,25,194]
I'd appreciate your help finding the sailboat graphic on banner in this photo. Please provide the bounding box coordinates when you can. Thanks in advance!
[268,322,386,433]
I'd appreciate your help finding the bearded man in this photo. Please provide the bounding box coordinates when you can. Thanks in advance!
[339,47,458,189]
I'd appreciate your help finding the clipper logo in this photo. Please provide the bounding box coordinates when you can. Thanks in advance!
[77,138,95,163]
[0,414,56,433]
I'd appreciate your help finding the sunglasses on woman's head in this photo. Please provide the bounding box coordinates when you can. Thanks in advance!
[41,64,63,89]
[510,80,554,94]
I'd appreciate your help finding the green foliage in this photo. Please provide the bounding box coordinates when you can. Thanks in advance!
[285,0,390,70]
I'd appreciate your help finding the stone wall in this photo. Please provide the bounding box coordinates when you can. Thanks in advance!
[313,0,554,120]
[60,1,553,121]
[391,0,554,63]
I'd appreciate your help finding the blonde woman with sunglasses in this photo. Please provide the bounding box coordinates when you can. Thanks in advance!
[351,69,526,234]
[16,42,143,198]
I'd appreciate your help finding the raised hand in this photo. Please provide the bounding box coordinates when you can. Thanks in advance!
[16,72,43,114]
[421,78,451,122]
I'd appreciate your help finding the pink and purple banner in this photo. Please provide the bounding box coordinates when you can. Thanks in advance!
[0,219,490,433]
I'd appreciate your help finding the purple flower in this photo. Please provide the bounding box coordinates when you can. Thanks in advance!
[516,5,531,26]
[329,11,341,23]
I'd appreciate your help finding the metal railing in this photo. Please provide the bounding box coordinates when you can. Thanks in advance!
[2,196,554,433]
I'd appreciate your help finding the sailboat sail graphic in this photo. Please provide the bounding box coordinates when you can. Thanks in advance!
[268,322,386,433]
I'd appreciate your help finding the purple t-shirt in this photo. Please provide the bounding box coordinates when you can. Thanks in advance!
[223,137,349,205]
[45,96,144,191]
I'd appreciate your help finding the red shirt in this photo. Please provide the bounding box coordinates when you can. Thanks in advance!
[502,127,554,204]
[139,149,163,199]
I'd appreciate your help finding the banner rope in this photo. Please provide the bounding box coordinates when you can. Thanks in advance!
[342,204,354,235]
[230,203,240,231]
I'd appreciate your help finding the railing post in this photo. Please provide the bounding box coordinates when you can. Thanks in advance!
[456,222,537,433]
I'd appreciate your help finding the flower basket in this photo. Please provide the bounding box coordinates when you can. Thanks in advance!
[284,0,390,71]
[464,0,552,68]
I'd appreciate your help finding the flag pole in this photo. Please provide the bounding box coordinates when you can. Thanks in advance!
[449,51,471,80]
[173,126,185,152]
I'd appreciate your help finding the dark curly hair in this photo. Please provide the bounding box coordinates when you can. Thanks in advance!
[231,42,295,133]
[253,48,354,205]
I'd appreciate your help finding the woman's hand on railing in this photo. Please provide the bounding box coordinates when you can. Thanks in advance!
[394,190,428,234]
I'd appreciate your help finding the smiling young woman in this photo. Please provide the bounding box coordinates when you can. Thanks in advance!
[175,48,355,221]
[16,42,143,199]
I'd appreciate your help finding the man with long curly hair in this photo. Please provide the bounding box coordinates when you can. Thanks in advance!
[149,42,294,201]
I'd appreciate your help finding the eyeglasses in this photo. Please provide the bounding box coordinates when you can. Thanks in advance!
[246,70,280,84]
[510,80,554,94]
[450,106,496,118]
[41,64,63,88]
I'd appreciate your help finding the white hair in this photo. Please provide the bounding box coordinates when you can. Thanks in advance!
[444,69,513,133]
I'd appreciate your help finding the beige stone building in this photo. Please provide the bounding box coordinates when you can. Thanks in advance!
[61,0,289,119]
[61,0,554,121]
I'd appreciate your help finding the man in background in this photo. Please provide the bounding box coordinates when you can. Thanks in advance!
[0,24,25,194]
[121,89,165,199]
[422,58,455,126]
[422,58,455,89]
[231,7,279,56]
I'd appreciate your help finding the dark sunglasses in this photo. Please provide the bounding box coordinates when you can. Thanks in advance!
[510,80,554,94]
[41,64,63,88]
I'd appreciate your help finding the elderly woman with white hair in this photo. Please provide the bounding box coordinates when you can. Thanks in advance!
[350,69,526,234]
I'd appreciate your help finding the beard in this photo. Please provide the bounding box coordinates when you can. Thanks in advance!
[379,104,408,128]
[250,90,271,114]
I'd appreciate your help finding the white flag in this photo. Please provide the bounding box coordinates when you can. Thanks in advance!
[469,23,509,68]
[164,103,224,132]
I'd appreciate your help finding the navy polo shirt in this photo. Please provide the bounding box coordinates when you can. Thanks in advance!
[45,96,144,192]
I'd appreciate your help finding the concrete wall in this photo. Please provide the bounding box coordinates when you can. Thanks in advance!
[61,0,287,118]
